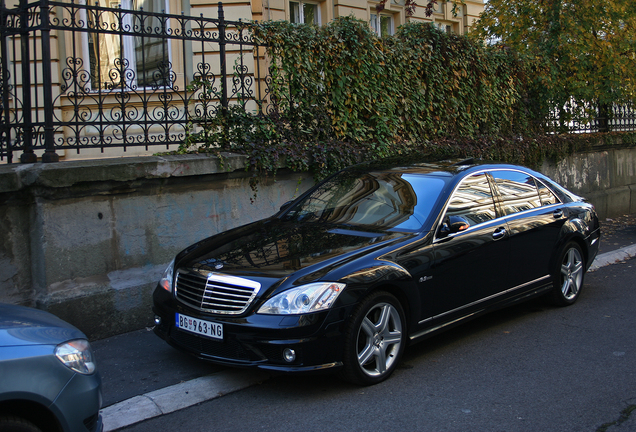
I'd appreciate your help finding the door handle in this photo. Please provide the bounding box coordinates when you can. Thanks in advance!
[553,209,564,219]
[492,227,507,240]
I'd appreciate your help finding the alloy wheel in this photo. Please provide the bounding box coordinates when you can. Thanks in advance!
[560,247,584,301]
[356,302,403,378]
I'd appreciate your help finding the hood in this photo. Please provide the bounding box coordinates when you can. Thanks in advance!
[0,303,86,347]
[176,219,413,288]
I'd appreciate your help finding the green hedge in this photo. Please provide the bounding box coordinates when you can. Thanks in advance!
[180,17,597,179]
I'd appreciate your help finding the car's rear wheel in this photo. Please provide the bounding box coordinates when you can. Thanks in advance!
[549,241,585,306]
[340,291,406,386]
[0,416,43,432]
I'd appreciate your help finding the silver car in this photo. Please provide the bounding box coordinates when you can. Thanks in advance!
[0,304,103,432]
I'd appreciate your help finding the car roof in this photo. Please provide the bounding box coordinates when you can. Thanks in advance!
[347,157,527,179]
[348,157,579,207]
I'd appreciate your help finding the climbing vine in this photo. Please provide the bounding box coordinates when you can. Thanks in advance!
[180,17,565,180]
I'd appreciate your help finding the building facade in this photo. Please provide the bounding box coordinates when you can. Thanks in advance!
[0,0,484,163]
[248,0,483,36]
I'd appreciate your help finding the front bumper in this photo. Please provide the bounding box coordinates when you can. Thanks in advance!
[153,286,348,373]
[53,371,103,432]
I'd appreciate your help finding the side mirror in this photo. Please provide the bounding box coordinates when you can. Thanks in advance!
[438,216,470,238]
[450,220,470,233]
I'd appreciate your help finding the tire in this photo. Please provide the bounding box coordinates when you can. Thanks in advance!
[548,241,585,306]
[340,291,406,386]
[0,416,42,432]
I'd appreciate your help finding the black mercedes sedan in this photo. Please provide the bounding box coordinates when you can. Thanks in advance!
[152,158,600,385]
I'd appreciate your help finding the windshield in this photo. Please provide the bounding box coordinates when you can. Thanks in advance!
[282,170,446,232]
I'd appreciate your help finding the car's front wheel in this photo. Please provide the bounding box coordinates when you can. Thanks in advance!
[0,416,42,432]
[549,241,585,306]
[340,291,406,385]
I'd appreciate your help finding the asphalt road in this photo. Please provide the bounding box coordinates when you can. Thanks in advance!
[94,214,636,431]
[113,257,636,432]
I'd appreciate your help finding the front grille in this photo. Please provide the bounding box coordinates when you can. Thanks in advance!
[175,269,261,314]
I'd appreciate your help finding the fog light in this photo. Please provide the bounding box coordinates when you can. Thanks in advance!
[154,315,162,325]
[283,348,296,363]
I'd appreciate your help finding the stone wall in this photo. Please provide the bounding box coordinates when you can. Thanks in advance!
[1,140,635,339]
[0,154,313,338]
[541,145,636,219]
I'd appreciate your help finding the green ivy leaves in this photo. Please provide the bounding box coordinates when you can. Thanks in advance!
[181,16,587,181]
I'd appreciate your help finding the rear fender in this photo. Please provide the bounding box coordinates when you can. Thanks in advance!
[551,219,589,271]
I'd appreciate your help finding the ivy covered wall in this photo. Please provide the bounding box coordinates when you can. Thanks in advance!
[181,17,562,179]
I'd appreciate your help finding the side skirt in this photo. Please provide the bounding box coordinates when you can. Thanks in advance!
[409,275,552,342]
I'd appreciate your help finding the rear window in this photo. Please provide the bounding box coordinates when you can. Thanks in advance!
[491,170,561,214]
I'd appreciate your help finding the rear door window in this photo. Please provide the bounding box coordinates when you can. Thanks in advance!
[491,170,543,215]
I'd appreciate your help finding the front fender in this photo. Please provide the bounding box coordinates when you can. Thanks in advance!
[339,262,411,286]
[334,262,418,328]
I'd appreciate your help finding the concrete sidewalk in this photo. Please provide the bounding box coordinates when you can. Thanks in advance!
[96,217,636,431]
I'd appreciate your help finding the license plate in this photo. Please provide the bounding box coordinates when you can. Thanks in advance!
[175,313,223,340]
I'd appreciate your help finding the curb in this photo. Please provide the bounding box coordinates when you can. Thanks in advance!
[589,245,636,272]
[101,370,271,431]
[99,245,635,431]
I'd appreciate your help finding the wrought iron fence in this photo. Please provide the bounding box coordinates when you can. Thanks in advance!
[2,0,636,164]
[1,0,271,163]
[546,102,636,134]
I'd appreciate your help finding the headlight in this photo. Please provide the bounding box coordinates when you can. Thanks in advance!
[55,339,96,375]
[257,282,345,315]
[159,259,175,292]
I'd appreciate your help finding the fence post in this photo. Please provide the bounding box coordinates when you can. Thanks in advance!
[218,2,228,144]
[598,102,610,133]
[1,0,12,163]
[218,2,227,110]
[19,0,36,163]
[39,0,58,162]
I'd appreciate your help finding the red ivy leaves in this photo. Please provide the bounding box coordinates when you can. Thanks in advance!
[423,0,436,17]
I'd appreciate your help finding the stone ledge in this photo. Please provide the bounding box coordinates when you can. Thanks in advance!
[0,153,249,192]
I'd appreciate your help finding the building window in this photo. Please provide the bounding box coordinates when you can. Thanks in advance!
[436,22,454,34]
[83,0,171,90]
[370,14,394,36]
[290,1,320,24]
